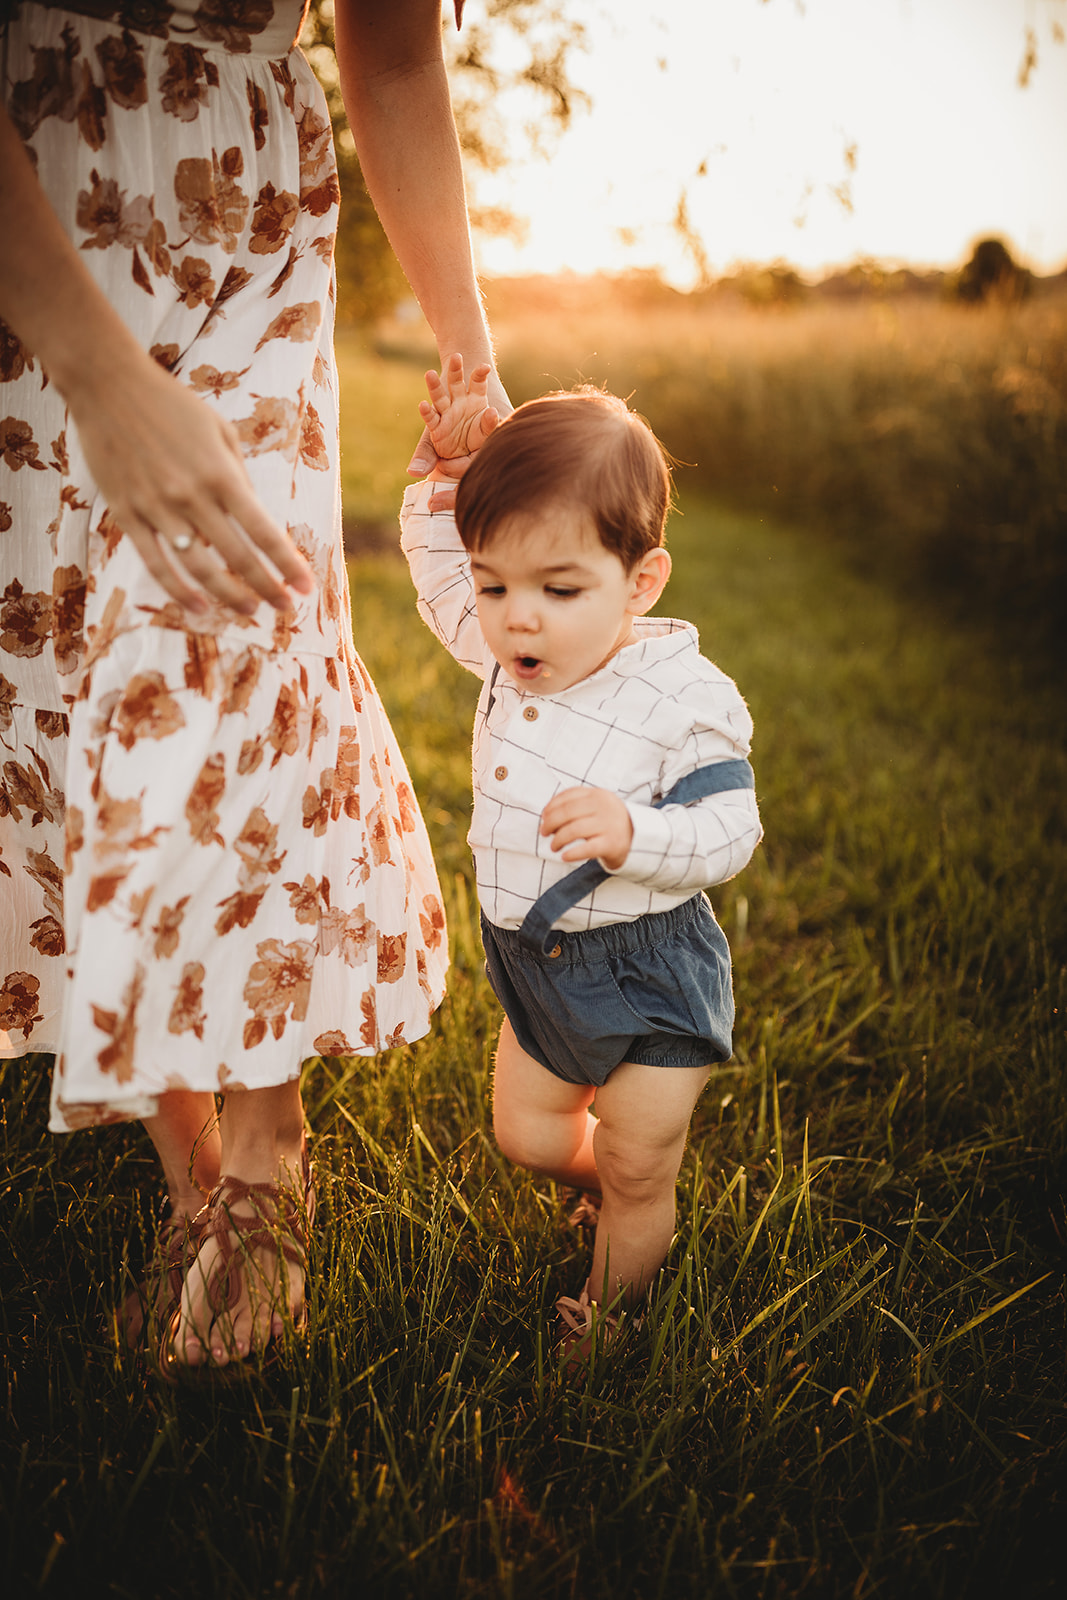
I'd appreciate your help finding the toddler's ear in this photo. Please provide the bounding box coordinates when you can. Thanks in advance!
[626,548,672,615]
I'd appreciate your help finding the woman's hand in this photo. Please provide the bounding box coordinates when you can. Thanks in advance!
[71,350,315,616]
[1,103,313,617]
[541,787,635,871]
[334,3,512,508]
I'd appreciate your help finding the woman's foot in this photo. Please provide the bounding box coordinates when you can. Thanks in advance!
[164,1141,313,1370]
[167,1171,311,1368]
[161,1080,311,1371]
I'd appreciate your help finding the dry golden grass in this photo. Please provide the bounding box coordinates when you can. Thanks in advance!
[473,279,1067,644]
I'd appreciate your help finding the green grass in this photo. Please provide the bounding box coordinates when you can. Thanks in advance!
[335,332,432,532]
[2,347,1066,1598]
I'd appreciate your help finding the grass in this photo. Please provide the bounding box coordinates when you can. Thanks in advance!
[2,335,1066,1598]
[335,338,433,536]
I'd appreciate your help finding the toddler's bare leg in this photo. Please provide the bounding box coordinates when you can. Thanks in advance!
[588,1059,710,1308]
[492,1018,600,1192]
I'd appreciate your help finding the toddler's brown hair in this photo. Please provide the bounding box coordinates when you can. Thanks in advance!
[454,388,672,572]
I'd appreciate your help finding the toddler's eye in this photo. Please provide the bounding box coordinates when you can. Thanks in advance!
[476,584,506,597]
[546,586,579,599]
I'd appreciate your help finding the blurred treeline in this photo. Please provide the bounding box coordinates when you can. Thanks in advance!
[478,269,1067,651]
[301,0,586,322]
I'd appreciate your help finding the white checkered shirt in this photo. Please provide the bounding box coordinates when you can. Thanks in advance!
[400,481,763,932]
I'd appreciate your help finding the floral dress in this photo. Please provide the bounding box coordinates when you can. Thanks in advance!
[0,0,449,1132]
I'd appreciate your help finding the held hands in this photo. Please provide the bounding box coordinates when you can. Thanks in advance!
[540,786,634,871]
[413,353,502,510]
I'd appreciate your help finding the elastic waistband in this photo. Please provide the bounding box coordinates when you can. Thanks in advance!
[483,893,710,967]
[11,1,308,58]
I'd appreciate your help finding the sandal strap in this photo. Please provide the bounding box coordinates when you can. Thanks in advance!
[201,1179,310,1259]
[556,1289,596,1337]
[566,1191,603,1233]
[194,1146,315,1319]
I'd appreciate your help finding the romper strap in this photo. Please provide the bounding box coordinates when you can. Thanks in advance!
[517,757,755,954]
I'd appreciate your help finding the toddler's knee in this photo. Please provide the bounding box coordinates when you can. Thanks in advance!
[597,1141,678,1206]
[493,1114,526,1168]
[492,1103,545,1171]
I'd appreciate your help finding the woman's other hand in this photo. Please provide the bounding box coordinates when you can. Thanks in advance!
[72,349,315,617]
[0,103,313,617]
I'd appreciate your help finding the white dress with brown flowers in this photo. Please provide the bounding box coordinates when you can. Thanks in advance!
[0,1,449,1132]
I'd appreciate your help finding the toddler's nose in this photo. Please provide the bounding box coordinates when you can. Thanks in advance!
[506,599,539,632]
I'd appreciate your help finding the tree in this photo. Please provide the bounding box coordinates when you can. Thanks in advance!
[955,237,1032,305]
[300,1,587,323]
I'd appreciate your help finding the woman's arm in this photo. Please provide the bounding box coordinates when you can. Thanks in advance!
[0,105,314,615]
[334,0,511,469]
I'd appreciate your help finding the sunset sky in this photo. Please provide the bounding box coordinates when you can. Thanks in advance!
[464,0,1067,285]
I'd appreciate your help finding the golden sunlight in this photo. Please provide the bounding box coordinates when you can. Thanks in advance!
[466,0,1067,285]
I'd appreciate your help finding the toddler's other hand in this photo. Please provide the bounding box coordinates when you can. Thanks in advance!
[541,787,634,871]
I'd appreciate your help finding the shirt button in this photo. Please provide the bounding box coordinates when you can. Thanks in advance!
[548,944,562,958]
[494,765,508,781]
[523,706,538,721]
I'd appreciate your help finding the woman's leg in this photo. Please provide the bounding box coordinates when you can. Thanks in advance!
[142,1090,222,1219]
[170,1078,308,1366]
[586,1059,709,1308]
[492,1018,600,1192]
[119,1090,224,1346]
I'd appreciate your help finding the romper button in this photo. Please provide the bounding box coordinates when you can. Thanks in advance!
[494,765,508,781]
[523,706,538,721]
[548,944,562,958]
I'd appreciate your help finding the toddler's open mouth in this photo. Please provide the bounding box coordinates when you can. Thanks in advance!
[512,655,543,681]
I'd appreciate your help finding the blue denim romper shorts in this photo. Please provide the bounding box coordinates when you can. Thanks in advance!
[479,760,754,1088]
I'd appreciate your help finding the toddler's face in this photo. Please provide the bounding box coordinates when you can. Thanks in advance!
[469,504,647,694]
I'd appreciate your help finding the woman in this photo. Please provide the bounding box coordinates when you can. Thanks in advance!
[0,0,504,1368]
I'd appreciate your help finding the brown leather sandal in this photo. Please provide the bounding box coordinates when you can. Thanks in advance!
[565,1191,603,1234]
[556,1284,620,1368]
[556,1280,642,1372]
[159,1141,314,1378]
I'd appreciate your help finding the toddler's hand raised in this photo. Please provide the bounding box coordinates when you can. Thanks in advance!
[541,787,634,871]
[417,353,500,506]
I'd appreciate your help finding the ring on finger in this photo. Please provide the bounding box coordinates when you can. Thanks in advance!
[170,533,194,553]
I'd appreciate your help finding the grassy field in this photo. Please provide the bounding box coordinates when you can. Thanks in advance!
[2,333,1066,1598]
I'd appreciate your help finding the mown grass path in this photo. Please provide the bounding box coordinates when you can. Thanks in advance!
[2,493,1064,1599]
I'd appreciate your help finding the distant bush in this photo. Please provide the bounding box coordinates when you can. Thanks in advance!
[487,284,1067,643]
[954,237,1033,305]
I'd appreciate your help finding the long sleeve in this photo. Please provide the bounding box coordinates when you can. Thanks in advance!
[618,782,763,894]
[399,480,493,679]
